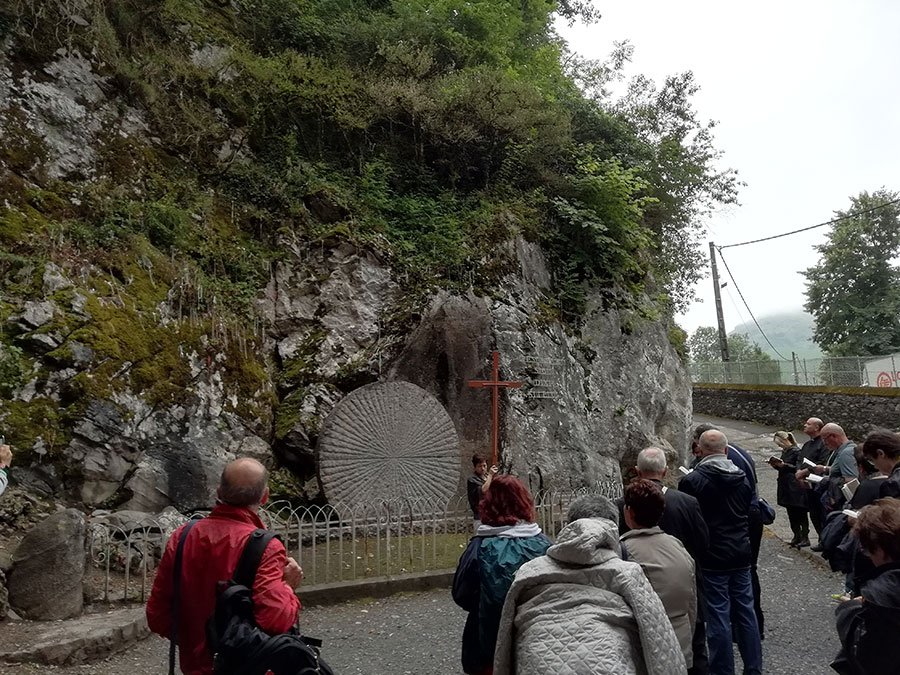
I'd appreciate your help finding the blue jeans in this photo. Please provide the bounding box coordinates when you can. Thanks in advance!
[702,568,762,675]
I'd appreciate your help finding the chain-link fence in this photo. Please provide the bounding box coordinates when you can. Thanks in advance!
[690,353,900,387]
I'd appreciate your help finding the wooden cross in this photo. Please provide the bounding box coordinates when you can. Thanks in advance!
[467,350,522,466]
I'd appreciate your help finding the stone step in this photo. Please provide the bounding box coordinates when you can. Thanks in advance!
[0,607,149,665]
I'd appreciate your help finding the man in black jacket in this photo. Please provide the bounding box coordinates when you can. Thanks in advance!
[680,430,762,675]
[692,423,765,637]
[619,447,709,560]
[619,446,710,675]
[800,417,828,541]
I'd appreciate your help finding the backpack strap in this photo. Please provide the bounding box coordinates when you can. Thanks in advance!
[170,518,201,675]
[232,529,278,588]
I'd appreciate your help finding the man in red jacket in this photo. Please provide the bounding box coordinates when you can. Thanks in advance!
[147,458,303,675]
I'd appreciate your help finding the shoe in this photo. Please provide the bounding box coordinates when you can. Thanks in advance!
[789,535,800,548]
[811,543,824,552]
[796,538,811,548]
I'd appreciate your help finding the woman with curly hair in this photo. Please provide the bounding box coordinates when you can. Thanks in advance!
[452,474,551,675]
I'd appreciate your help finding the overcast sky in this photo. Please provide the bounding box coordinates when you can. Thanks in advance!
[560,1,900,340]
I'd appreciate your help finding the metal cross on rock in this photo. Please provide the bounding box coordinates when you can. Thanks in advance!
[467,350,522,466]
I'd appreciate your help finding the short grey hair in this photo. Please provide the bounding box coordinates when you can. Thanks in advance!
[637,447,667,474]
[567,495,619,525]
[219,466,269,507]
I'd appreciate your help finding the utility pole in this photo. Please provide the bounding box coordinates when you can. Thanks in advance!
[709,242,730,362]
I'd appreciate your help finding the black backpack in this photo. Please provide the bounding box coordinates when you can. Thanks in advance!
[204,528,335,675]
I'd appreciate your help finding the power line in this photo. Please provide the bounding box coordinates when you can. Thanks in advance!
[715,247,789,360]
[719,197,900,249]
[723,283,748,329]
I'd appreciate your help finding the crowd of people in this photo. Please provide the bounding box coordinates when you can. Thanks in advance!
[6,417,899,674]
[454,420,900,675]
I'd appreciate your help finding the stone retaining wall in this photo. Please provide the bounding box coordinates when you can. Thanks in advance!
[692,384,900,439]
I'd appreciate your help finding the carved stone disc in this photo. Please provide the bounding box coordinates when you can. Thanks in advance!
[317,381,461,505]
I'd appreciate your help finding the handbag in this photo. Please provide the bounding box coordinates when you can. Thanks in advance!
[758,498,776,525]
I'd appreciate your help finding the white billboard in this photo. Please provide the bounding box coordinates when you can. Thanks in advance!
[864,354,900,387]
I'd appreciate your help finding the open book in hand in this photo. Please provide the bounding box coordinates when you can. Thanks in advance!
[805,473,824,484]
[841,478,860,502]
[802,458,817,468]
[842,509,859,519]
[678,466,692,475]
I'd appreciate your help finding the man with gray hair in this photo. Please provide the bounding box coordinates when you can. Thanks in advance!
[147,458,303,675]
[680,430,762,675]
[619,447,709,563]
[796,422,856,553]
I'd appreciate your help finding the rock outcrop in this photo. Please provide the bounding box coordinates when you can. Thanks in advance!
[8,508,86,620]
[0,26,692,513]
[388,238,691,495]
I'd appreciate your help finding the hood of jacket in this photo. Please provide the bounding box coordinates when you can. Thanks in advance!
[696,453,746,486]
[865,564,900,610]
[547,517,621,566]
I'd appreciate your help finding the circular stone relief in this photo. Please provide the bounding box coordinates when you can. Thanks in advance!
[317,381,461,505]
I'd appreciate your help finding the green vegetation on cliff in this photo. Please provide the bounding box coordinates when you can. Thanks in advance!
[1,0,736,311]
[0,0,737,471]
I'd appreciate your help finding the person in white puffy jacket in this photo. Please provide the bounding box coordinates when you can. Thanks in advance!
[493,495,686,675]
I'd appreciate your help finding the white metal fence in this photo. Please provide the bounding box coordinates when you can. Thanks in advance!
[691,353,900,387]
[85,481,624,604]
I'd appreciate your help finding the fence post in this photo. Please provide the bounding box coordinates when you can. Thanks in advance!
[893,354,898,387]
[803,359,809,385]
[792,352,799,385]
[856,356,863,387]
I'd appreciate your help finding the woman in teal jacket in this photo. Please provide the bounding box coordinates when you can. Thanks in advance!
[452,475,551,675]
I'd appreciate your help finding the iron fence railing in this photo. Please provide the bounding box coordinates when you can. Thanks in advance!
[85,481,624,603]
[690,353,900,387]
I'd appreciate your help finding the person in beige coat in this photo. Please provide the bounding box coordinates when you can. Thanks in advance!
[621,478,698,670]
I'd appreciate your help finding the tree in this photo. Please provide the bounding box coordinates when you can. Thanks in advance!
[688,328,781,384]
[688,327,773,363]
[804,190,900,356]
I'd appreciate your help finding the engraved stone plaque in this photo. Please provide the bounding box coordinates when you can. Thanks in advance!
[317,381,461,504]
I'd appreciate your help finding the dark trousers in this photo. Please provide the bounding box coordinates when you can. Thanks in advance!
[749,510,764,638]
[786,506,809,541]
[732,510,765,640]
[689,572,709,675]
[808,489,825,537]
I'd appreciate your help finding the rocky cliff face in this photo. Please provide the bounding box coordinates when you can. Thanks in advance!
[0,45,691,513]
[388,237,691,496]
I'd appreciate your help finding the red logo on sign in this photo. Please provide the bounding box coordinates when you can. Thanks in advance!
[877,372,893,387]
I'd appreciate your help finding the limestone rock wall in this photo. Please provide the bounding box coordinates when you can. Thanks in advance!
[388,238,692,496]
[0,42,691,511]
